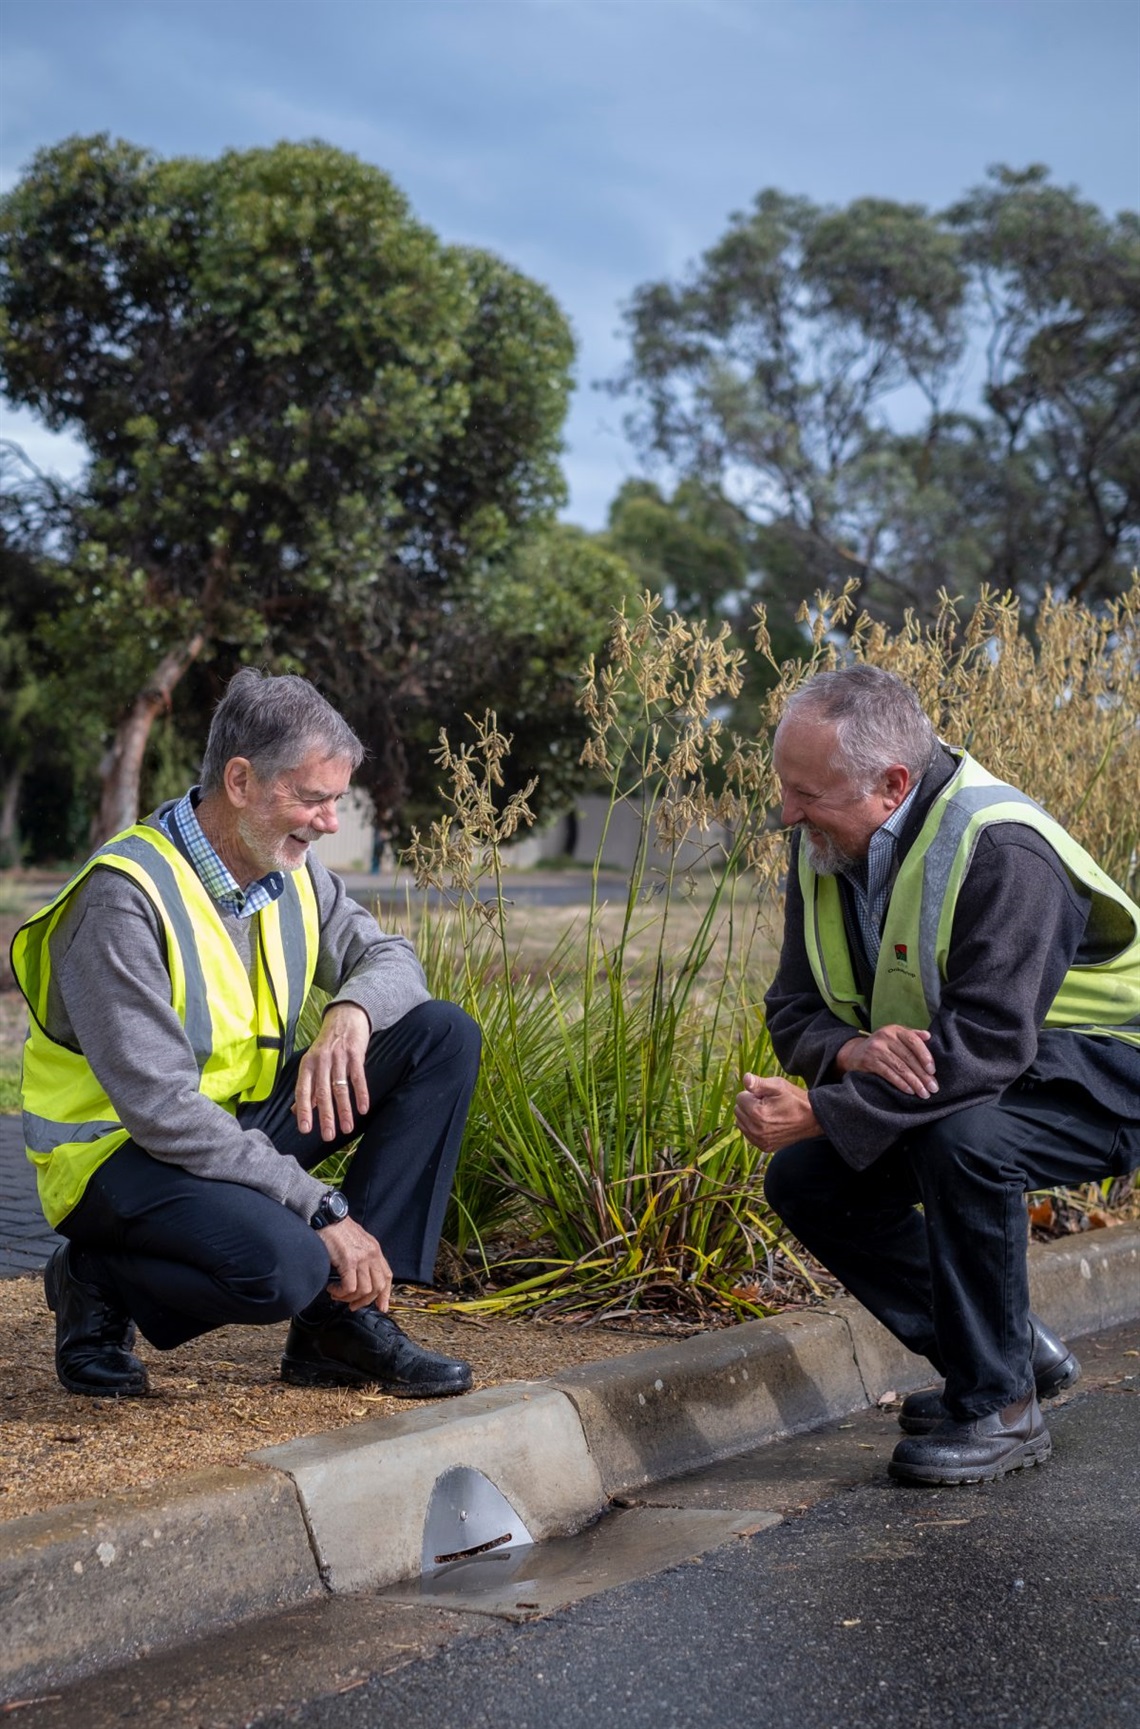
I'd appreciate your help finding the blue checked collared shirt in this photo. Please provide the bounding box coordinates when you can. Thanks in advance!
[162,788,285,920]
[841,783,920,967]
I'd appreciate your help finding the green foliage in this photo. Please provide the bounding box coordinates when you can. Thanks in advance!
[0,510,90,863]
[398,579,1140,1315]
[0,134,577,839]
[393,522,638,839]
[614,167,1140,622]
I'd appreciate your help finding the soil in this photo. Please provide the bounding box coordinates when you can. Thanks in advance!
[0,1277,686,1525]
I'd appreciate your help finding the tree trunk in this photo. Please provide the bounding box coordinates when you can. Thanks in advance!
[90,633,206,847]
[0,762,22,868]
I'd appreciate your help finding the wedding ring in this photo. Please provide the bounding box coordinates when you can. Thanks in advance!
[332,1080,350,1089]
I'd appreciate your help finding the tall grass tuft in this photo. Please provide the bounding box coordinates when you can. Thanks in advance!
[404,602,805,1319]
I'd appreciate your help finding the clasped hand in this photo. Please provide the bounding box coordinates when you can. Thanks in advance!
[734,1026,940,1151]
[835,1024,938,1099]
[734,1074,820,1152]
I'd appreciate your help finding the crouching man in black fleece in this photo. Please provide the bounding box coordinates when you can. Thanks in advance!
[736,666,1140,1486]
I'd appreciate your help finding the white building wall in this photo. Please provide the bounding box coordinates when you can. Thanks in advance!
[310,790,377,873]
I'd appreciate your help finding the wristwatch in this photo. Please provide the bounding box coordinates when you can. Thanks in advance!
[310,1189,350,1230]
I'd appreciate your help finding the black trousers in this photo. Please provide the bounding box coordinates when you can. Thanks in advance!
[60,1001,481,1350]
[763,1080,1134,1422]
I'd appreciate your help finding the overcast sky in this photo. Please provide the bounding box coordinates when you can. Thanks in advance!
[2,0,1138,528]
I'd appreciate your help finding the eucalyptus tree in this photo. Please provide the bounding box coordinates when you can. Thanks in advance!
[613,167,1139,622]
[0,135,575,841]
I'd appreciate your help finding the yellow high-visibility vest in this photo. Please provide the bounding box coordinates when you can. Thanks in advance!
[12,822,321,1226]
[798,749,1140,1043]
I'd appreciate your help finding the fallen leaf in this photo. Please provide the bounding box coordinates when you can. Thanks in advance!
[1028,1198,1055,1229]
[1085,1209,1118,1230]
[876,1390,899,1407]
[730,1280,763,1301]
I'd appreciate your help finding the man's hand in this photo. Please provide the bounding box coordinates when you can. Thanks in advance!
[835,1026,938,1099]
[294,1002,372,1140]
[735,1074,821,1152]
[319,1216,393,1311]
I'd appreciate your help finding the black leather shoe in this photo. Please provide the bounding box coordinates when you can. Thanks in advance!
[889,1392,1050,1486]
[44,1244,149,1398]
[280,1297,473,1396]
[898,1314,1080,1435]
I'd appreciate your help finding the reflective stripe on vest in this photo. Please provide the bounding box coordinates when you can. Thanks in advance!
[11,820,321,1225]
[914,781,1042,1019]
[99,832,214,1070]
[799,750,1140,1041]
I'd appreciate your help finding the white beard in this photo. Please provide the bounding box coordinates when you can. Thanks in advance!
[800,825,858,876]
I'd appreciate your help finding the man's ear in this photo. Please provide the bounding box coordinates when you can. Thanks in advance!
[221,757,256,808]
[881,764,911,811]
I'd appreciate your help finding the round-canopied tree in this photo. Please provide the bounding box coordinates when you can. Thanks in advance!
[0,135,575,840]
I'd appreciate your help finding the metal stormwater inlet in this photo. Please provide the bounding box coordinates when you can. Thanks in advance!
[420,1465,536,1597]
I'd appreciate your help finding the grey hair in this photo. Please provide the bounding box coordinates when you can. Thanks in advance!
[199,669,365,794]
[777,665,939,790]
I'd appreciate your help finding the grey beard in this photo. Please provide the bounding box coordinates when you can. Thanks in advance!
[799,825,858,876]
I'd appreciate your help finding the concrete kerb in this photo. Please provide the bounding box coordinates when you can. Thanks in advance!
[0,1467,319,1701]
[3,1224,1138,1701]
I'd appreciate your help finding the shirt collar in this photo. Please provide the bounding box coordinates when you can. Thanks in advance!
[841,780,921,889]
[162,787,286,920]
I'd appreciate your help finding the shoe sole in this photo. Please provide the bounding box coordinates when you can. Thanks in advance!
[888,1432,1052,1486]
[55,1370,150,1398]
[898,1351,1083,1435]
[280,1355,472,1397]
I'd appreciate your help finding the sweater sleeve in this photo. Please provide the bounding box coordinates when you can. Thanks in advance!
[306,859,431,1032]
[49,872,328,1219]
[782,827,1093,1169]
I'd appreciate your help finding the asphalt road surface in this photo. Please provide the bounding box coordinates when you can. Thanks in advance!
[15,1320,1138,1729]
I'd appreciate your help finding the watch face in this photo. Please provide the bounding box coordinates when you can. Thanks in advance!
[313,1190,349,1228]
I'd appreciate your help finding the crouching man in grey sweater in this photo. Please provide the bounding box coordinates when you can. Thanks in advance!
[13,669,480,1400]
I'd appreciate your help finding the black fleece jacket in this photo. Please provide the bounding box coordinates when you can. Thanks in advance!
[763,747,1140,1171]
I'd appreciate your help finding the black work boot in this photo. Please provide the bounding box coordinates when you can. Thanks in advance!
[281,1293,473,1396]
[44,1244,149,1397]
[889,1391,1051,1486]
[897,1314,1080,1435]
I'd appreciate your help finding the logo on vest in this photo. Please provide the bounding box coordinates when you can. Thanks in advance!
[886,939,916,980]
